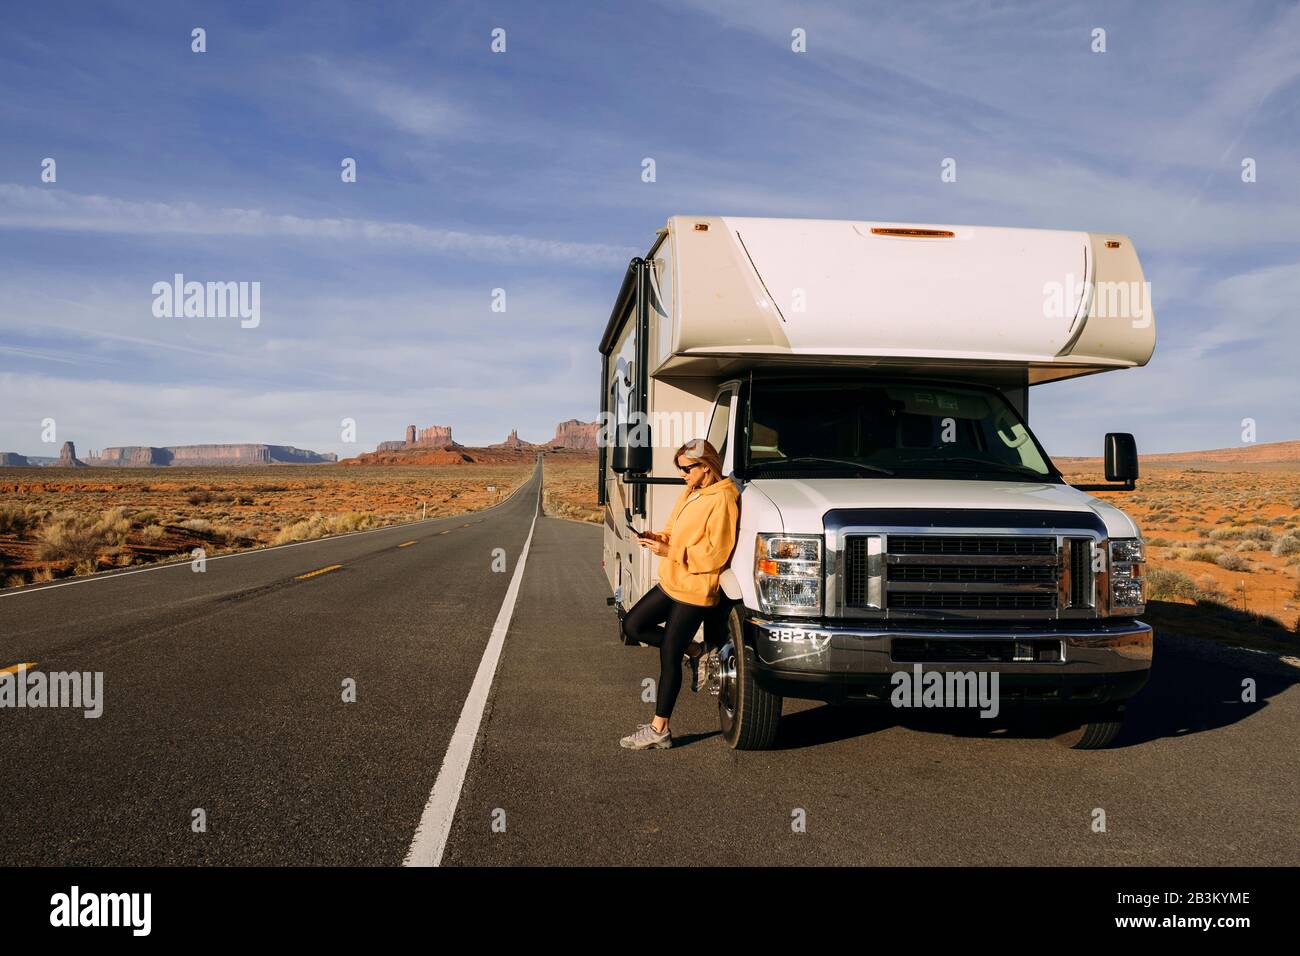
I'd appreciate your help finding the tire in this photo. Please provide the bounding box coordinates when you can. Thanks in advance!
[718,607,782,750]
[1051,706,1125,750]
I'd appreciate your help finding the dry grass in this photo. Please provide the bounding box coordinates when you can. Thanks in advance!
[541,453,600,523]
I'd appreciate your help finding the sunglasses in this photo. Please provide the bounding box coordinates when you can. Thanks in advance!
[677,461,705,474]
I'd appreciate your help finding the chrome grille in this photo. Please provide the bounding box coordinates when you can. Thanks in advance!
[889,592,1056,611]
[888,535,1054,556]
[841,533,1096,617]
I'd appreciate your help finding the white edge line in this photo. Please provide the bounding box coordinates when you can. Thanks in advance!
[0,457,543,599]
[402,480,540,867]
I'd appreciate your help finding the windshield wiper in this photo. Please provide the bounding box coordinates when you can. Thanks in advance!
[774,456,895,476]
[903,456,1047,478]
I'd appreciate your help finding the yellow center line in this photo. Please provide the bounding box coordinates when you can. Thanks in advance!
[1,662,37,676]
[438,530,450,535]
[295,564,343,581]
[398,540,417,548]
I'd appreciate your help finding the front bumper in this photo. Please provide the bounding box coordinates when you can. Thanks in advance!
[749,617,1152,706]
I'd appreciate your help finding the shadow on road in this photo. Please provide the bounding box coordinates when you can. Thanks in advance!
[766,631,1299,751]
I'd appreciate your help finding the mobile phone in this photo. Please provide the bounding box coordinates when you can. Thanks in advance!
[627,522,649,539]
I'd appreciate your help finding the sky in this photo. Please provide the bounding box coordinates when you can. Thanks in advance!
[1,0,1297,459]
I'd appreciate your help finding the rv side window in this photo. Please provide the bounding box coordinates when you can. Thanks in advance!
[706,389,734,466]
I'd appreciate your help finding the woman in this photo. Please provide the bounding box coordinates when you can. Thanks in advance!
[618,438,740,750]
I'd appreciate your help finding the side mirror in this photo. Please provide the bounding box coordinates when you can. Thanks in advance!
[1105,433,1139,483]
[610,423,653,474]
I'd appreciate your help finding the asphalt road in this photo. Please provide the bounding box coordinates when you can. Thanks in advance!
[3,456,1298,865]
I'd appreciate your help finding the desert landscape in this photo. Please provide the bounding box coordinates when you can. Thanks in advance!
[0,459,537,589]
[0,417,603,589]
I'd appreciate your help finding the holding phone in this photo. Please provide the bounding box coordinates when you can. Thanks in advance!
[626,521,650,539]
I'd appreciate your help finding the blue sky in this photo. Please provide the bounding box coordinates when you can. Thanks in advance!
[1,0,1297,458]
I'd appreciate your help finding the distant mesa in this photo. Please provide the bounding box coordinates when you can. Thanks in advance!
[345,417,601,466]
[0,452,30,467]
[84,444,337,467]
[368,420,599,456]
[373,423,458,454]
[549,419,600,450]
[490,428,536,450]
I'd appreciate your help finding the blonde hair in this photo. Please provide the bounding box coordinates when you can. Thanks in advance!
[675,438,723,484]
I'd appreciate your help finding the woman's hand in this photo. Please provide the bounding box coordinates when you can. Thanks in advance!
[637,535,668,556]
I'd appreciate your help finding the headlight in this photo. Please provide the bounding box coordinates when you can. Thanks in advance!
[755,533,822,616]
[1108,538,1146,612]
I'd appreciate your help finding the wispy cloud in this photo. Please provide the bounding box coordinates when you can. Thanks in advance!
[0,185,635,267]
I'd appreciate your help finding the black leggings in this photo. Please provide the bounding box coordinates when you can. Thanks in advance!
[621,585,708,720]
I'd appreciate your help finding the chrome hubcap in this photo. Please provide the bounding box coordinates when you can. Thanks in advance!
[718,641,738,719]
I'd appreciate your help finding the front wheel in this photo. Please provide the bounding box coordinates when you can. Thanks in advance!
[1050,706,1126,749]
[718,608,782,750]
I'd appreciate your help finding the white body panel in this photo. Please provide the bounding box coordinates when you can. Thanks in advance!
[722,218,1091,361]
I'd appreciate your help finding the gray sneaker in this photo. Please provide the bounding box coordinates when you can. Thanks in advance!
[620,722,672,750]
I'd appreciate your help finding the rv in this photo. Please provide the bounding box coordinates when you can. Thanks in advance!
[598,217,1155,750]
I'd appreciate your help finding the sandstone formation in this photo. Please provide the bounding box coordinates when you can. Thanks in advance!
[372,423,456,453]
[0,452,30,467]
[412,424,454,447]
[89,444,337,467]
[548,419,600,450]
[57,441,88,467]
[492,429,533,450]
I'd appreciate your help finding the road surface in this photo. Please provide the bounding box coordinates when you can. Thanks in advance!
[2,456,1298,865]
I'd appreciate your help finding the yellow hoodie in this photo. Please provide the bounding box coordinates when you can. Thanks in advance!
[656,477,741,607]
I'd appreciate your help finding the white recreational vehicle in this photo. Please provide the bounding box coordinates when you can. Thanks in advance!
[598,216,1155,750]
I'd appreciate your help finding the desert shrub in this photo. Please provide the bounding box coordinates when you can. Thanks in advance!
[35,512,110,565]
[4,573,26,588]
[1146,567,1199,601]
[271,512,379,546]
[1187,548,1221,564]
[1270,533,1300,557]
[1145,537,1172,548]
[178,518,214,534]
[94,507,133,543]
[1209,528,1244,541]
[1240,525,1275,543]
[140,523,167,542]
[0,502,39,534]
[1215,553,1250,572]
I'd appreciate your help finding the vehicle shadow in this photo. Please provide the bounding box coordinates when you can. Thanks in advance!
[771,626,1300,750]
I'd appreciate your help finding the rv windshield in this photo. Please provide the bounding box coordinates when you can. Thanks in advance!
[745,380,1059,483]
